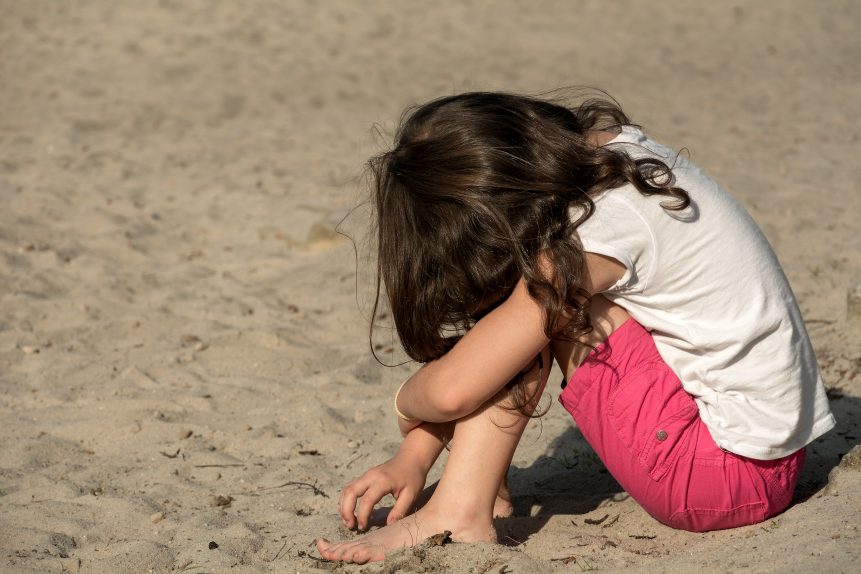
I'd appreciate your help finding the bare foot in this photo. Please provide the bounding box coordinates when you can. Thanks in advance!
[316,503,496,564]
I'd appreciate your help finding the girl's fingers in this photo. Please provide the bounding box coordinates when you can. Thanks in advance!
[386,488,414,525]
[356,485,387,531]
[339,479,370,528]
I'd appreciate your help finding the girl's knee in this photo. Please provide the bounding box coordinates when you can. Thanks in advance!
[552,296,630,377]
[488,346,551,420]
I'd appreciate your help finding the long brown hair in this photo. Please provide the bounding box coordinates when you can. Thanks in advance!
[368,90,689,410]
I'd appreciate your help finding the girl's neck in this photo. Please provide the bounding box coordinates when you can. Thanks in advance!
[587,129,621,148]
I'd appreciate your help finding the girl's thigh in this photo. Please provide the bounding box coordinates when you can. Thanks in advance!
[557,318,805,532]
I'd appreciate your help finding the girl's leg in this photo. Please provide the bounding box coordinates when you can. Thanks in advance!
[316,295,630,563]
[316,345,552,564]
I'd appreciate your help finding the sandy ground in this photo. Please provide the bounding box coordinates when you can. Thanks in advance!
[1,1,860,572]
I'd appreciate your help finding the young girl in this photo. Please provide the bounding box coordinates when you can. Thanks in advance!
[315,91,835,564]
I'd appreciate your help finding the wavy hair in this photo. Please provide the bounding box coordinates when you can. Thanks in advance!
[368,90,689,413]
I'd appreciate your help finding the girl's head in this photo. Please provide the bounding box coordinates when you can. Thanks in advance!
[369,91,687,366]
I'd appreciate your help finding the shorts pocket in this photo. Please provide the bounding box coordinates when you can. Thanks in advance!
[608,362,699,482]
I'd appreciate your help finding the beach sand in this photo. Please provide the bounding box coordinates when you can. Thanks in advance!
[1,1,859,572]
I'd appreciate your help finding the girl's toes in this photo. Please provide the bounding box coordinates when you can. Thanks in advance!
[344,544,372,564]
[362,547,385,563]
[317,539,349,562]
[315,538,331,557]
[340,546,359,562]
[331,541,362,562]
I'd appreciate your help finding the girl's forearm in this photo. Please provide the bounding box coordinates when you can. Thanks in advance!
[396,278,550,423]
[397,362,472,422]
[398,421,452,473]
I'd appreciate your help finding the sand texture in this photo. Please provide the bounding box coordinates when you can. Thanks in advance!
[1,1,860,572]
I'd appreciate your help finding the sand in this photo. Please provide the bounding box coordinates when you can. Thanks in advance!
[1,1,860,572]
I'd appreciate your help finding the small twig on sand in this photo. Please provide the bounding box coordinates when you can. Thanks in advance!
[602,514,620,528]
[346,452,367,469]
[174,559,204,573]
[584,513,609,525]
[272,540,288,561]
[297,550,335,567]
[257,480,329,498]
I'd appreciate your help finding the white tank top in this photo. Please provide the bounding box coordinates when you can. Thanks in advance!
[574,126,835,460]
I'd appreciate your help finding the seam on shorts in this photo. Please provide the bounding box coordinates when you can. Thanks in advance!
[669,500,768,528]
[757,456,798,512]
[674,501,768,516]
[692,450,746,467]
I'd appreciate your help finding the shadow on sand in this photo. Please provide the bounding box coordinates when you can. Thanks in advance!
[497,424,623,545]
[795,392,861,499]
[497,393,860,544]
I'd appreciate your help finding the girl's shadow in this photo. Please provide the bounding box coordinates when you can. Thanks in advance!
[497,425,624,545]
[794,392,861,501]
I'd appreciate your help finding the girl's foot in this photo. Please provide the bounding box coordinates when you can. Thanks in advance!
[316,502,496,564]
[493,480,514,518]
[318,347,550,564]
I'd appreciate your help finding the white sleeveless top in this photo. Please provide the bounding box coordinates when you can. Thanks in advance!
[574,126,835,460]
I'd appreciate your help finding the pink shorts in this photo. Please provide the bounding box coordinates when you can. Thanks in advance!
[558,319,806,532]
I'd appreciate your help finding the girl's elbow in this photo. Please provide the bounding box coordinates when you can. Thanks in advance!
[434,392,466,420]
[435,385,479,420]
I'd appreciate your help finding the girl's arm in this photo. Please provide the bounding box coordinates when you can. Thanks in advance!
[396,253,625,422]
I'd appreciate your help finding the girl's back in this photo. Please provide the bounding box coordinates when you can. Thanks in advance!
[576,126,834,459]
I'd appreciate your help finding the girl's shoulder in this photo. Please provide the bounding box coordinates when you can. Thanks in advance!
[606,125,681,166]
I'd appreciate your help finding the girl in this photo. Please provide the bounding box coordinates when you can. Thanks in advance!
[315,91,835,564]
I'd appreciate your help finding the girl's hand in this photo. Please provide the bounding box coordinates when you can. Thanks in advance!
[339,451,427,530]
[398,415,422,437]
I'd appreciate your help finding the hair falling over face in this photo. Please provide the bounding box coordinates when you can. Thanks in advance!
[367,90,689,415]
